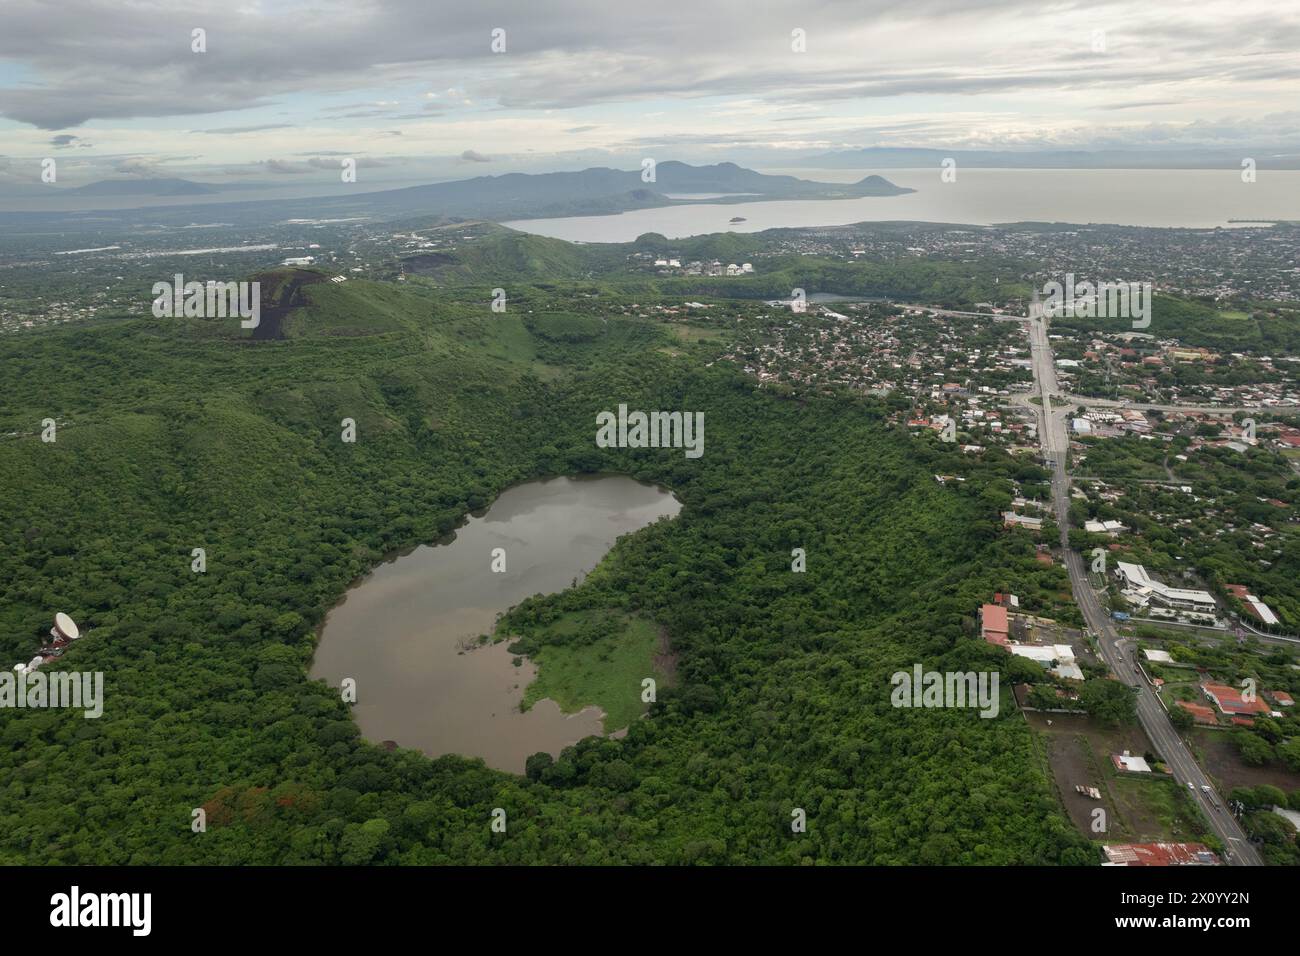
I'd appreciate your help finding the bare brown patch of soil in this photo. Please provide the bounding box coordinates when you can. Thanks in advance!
[652,626,678,685]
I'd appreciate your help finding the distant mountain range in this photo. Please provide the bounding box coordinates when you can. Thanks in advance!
[793,147,1300,170]
[69,177,225,197]
[0,162,912,228]
[350,161,910,220]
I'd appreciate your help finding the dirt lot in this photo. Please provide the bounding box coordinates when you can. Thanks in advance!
[1026,712,1204,843]
[1192,729,1300,794]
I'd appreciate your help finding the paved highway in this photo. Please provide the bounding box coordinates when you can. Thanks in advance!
[1007,390,1276,417]
[1016,307,1264,867]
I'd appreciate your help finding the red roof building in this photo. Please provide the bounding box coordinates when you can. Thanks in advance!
[980,603,1009,646]
[1202,682,1270,716]
[1177,700,1217,725]
[1103,842,1219,866]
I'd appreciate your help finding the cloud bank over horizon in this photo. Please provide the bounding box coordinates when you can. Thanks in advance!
[1,0,1298,187]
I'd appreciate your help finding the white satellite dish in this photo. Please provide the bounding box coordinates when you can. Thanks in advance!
[54,612,79,641]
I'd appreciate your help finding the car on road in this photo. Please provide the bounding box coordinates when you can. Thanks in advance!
[1202,785,1212,794]
[1188,782,1195,791]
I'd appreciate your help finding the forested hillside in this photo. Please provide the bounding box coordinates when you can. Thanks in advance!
[0,272,1092,864]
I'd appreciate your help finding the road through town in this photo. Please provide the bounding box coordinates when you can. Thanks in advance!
[1021,309,1263,866]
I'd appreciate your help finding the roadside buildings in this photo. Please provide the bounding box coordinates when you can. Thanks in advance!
[1224,584,1280,626]
[1201,682,1272,717]
[1114,561,1217,615]
[1102,843,1219,866]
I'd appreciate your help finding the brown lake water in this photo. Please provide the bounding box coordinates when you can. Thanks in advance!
[309,475,680,773]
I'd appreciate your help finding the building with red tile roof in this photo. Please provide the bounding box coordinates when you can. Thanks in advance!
[1202,683,1270,716]
[980,603,1009,646]
[1177,700,1217,725]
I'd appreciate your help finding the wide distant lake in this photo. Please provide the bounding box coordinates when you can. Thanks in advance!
[310,475,680,773]
[503,168,1300,241]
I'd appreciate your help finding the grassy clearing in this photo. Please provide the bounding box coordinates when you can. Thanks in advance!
[1027,712,1210,844]
[669,323,726,343]
[1108,776,1207,843]
[522,613,668,732]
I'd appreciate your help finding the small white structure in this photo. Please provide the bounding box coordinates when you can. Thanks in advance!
[1003,511,1043,529]
[1143,648,1174,663]
[1113,752,1152,773]
[53,612,79,641]
[281,256,315,266]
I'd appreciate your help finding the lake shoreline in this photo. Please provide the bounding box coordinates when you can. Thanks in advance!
[309,473,682,773]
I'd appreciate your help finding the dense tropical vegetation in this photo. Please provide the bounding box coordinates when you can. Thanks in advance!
[1,264,1099,864]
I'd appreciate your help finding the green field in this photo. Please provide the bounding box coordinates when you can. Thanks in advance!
[669,323,727,343]
[521,613,668,731]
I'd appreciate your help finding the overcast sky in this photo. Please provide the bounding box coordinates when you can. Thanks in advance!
[2,0,1298,186]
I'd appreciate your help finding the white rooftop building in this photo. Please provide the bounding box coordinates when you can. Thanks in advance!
[1084,519,1127,534]
[1008,643,1083,680]
[1240,592,1280,626]
[1115,562,1216,614]
[1114,753,1152,773]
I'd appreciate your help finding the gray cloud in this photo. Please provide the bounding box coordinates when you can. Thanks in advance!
[256,159,311,174]
[113,156,158,176]
[194,123,293,134]
[460,149,490,162]
[305,155,388,169]
[0,0,1296,160]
